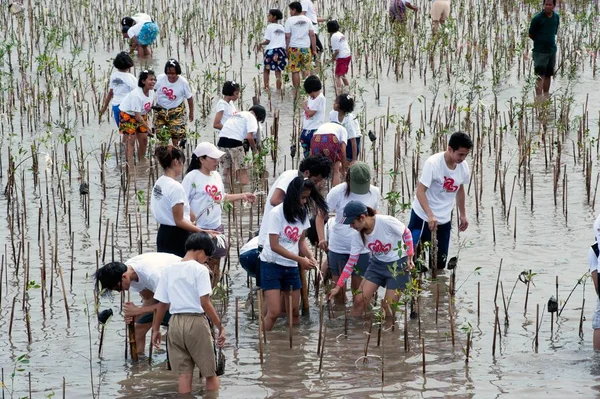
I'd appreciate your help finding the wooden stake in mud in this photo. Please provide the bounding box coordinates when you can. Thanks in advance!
[128,322,138,361]
[98,324,105,357]
[149,309,156,364]
[535,304,540,351]
[435,283,440,324]
[492,305,499,357]
[465,332,471,363]
[317,294,325,355]
[449,299,455,347]
[524,269,532,316]
[235,297,239,347]
[404,302,409,351]
[288,285,293,349]
[493,259,503,305]
[500,281,509,326]
[477,282,481,321]
[9,295,17,340]
[58,266,70,323]
[421,337,426,374]
[318,323,327,373]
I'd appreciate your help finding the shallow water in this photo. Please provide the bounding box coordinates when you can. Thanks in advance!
[1,0,600,397]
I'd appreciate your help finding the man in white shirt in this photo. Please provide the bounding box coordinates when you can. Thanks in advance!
[285,2,317,90]
[408,131,473,270]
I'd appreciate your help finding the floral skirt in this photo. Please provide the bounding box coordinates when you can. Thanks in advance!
[153,101,187,141]
[310,133,342,163]
[119,111,149,135]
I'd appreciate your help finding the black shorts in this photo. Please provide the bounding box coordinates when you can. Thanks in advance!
[533,51,556,78]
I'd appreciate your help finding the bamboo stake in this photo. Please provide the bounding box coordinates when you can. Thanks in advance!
[421,337,426,374]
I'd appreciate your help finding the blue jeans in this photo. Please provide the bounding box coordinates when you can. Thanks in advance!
[260,261,301,291]
[240,248,260,278]
[407,209,451,269]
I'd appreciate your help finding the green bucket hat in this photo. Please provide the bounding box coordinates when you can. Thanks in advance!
[349,162,371,195]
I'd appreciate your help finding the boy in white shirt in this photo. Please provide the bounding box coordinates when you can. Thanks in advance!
[152,232,225,394]
[326,20,352,92]
[299,75,326,158]
[408,131,473,270]
[285,2,317,92]
[258,9,287,91]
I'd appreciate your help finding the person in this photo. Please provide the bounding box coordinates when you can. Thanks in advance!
[182,142,256,286]
[310,122,348,186]
[285,2,317,92]
[408,132,472,270]
[239,235,260,279]
[99,52,137,127]
[260,177,327,330]
[94,252,181,355]
[299,75,326,158]
[316,163,380,303]
[589,241,600,351]
[300,0,325,53]
[213,81,240,131]
[329,201,414,316]
[121,13,159,57]
[326,20,352,92]
[217,104,266,185]
[151,145,217,257]
[430,0,449,34]
[528,0,559,97]
[118,69,156,163]
[388,0,420,26]
[153,59,194,147]
[330,94,361,164]
[258,9,287,91]
[151,232,225,394]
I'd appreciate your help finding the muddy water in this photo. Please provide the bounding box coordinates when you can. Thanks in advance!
[1,0,600,397]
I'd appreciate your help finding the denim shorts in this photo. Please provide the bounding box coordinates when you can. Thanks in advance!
[260,260,301,291]
[328,251,370,278]
[364,257,410,290]
[240,247,260,277]
[112,104,121,127]
[137,309,171,326]
[300,129,317,158]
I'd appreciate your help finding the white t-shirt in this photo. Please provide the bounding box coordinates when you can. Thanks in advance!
[153,260,212,314]
[594,214,600,247]
[155,74,192,109]
[119,87,155,116]
[182,170,225,230]
[241,236,260,255]
[215,99,237,129]
[126,252,181,293]
[151,175,191,226]
[219,111,258,142]
[303,93,326,131]
[327,183,380,254]
[300,0,318,23]
[330,110,360,141]
[260,204,310,267]
[284,15,314,48]
[412,152,470,224]
[132,13,152,24]
[350,214,409,263]
[313,122,348,144]
[109,71,138,105]
[258,169,299,246]
[331,32,351,59]
[264,23,286,50]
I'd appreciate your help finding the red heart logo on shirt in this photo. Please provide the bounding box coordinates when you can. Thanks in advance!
[162,87,176,101]
[284,226,300,242]
[205,185,222,201]
[144,102,151,112]
[368,239,392,255]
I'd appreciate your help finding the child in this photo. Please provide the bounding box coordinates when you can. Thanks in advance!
[121,13,159,57]
[258,9,287,91]
[310,122,348,186]
[299,75,326,158]
[151,232,225,393]
[99,52,137,127]
[330,94,361,164]
[213,81,240,131]
[259,176,328,330]
[326,20,352,92]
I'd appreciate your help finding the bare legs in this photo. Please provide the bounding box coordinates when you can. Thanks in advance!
[535,75,552,97]
[177,373,220,395]
[263,289,300,331]
[122,133,148,164]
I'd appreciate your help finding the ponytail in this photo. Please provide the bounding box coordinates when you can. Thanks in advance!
[186,154,201,174]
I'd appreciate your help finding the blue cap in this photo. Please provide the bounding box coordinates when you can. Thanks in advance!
[341,201,368,225]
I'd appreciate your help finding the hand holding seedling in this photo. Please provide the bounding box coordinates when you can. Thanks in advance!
[318,239,328,252]
[299,256,317,270]
[427,215,438,231]
[328,284,341,299]
[243,192,257,202]
[123,302,141,318]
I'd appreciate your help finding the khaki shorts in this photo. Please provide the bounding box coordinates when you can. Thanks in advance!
[431,0,451,21]
[167,313,216,376]
[218,146,248,171]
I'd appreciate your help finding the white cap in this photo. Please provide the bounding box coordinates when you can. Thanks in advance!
[193,142,225,159]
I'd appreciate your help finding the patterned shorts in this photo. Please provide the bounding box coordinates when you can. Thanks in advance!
[310,133,342,163]
[264,47,288,71]
[218,146,248,171]
[153,101,187,141]
[287,47,312,73]
[138,22,159,46]
[119,111,149,135]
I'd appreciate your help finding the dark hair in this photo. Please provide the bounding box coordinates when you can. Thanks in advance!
[305,216,319,246]
[113,52,134,70]
[303,75,322,94]
[138,69,156,88]
[299,154,332,179]
[327,20,340,33]
[358,207,377,244]
[283,177,328,224]
[222,80,240,96]
[336,94,355,113]
[121,16,135,28]
[155,145,185,169]
[344,170,352,197]
[94,262,127,293]
[544,0,556,5]
[186,154,203,174]
[249,104,266,123]
[448,131,473,151]
[269,8,283,20]
[164,59,182,75]
[185,232,216,257]
[289,1,302,13]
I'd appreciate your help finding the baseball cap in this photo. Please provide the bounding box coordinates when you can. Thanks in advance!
[193,142,225,159]
[340,201,368,225]
[348,162,371,194]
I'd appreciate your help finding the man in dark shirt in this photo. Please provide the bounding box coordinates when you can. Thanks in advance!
[528,0,560,97]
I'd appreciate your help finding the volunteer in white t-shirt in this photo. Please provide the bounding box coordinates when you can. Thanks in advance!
[258,9,288,91]
[329,201,414,316]
[151,145,218,258]
[310,122,348,186]
[121,13,159,57]
[213,81,240,131]
[182,142,256,286]
[327,20,352,91]
[94,252,181,355]
[285,2,316,90]
[316,162,380,302]
[408,131,472,270]
[300,0,324,51]
[154,59,194,146]
[330,93,361,163]
[259,177,327,331]
[99,52,137,127]
[217,105,266,185]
